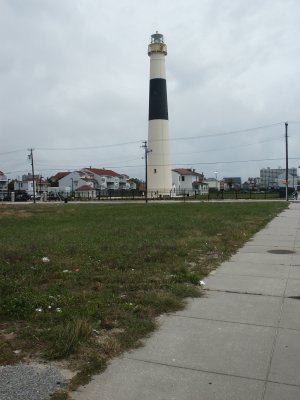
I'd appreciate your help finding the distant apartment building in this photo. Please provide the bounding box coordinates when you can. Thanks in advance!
[260,167,297,189]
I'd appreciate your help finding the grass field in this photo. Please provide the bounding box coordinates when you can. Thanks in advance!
[0,201,287,397]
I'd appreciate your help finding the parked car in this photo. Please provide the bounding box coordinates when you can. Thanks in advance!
[14,190,31,202]
[0,192,11,201]
[30,194,41,200]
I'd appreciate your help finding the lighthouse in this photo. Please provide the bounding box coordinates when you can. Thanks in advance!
[147,32,172,197]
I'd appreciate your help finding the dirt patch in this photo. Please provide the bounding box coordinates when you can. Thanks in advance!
[0,206,35,218]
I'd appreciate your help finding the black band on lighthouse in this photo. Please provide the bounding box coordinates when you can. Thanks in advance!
[149,78,168,120]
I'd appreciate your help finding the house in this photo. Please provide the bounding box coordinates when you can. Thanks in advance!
[83,168,130,191]
[127,179,138,191]
[223,177,242,190]
[14,173,49,195]
[0,171,9,200]
[205,178,222,191]
[57,168,134,194]
[75,185,97,199]
[0,171,8,190]
[172,169,208,195]
[58,170,97,193]
[48,172,70,186]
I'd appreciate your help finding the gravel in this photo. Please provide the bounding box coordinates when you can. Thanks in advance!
[0,362,69,400]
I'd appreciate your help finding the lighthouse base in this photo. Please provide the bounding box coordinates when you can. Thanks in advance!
[147,120,172,197]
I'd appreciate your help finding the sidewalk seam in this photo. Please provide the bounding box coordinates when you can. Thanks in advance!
[204,288,283,298]
[167,313,300,332]
[123,356,300,388]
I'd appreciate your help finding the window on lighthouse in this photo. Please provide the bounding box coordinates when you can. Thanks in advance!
[154,169,157,174]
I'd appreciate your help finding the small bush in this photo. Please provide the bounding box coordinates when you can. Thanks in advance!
[45,319,93,360]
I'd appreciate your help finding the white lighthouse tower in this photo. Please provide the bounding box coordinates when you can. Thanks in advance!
[147,32,172,197]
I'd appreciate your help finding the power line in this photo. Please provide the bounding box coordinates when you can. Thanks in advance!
[148,157,299,168]
[0,149,27,156]
[2,122,296,177]
[165,136,284,156]
[178,122,284,140]
[36,140,141,151]
[1,122,285,155]
[153,121,284,143]
[5,156,300,176]
[35,157,141,167]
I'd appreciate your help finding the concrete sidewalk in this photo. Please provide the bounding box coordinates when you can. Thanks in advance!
[73,203,300,400]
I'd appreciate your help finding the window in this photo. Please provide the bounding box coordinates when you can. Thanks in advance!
[154,169,157,173]
[181,176,185,181]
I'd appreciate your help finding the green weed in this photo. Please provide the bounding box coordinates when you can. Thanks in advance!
[44,319,93,360]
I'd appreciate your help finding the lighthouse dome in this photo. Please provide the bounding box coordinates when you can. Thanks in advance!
[151,32,164,44]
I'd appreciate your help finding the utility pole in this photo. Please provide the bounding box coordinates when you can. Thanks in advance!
[142,141,152,204]
[28,148,36,204]
[285,122,288,201]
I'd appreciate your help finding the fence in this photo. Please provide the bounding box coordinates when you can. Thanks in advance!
[0,189,284,202]
[69,189,282,201]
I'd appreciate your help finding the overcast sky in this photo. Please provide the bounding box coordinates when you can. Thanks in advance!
[1,0,300,182]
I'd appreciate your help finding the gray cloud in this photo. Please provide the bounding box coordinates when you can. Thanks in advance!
[1,0,300,180]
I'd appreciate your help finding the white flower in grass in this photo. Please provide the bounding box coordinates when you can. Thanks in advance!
[56,308,62,312]
[42,257,50,263]
[35,308,43,312]
[199,280,206,286]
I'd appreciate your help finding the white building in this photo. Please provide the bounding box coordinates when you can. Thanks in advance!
[58,170,96,193]
[172,169,208,195]
[14,174,48,195]
[0,171,9,200]
[58,168,134,194]
[205,178,222,191]
[0,171,8,190]
[75,185,97,199]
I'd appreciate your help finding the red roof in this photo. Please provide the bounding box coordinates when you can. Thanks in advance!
[172,169,201,176]
[82,177,97,183]
[85,168,121,177]
[192,180,206,186]
[76,185,95,191]
[49,172,70,181]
